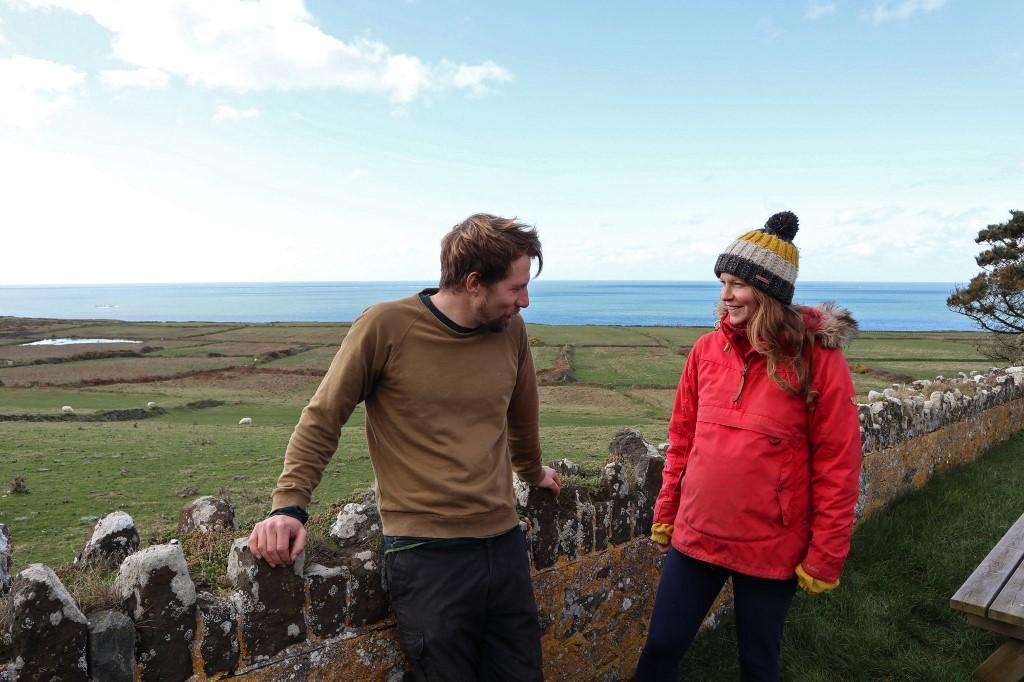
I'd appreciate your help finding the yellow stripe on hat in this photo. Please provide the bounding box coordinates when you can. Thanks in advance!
[736,229,799,267]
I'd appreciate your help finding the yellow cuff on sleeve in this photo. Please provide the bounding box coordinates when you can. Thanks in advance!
[650,523,673,545]
[796,564,839,594]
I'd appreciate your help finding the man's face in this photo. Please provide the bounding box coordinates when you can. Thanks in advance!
[474,254,532,332]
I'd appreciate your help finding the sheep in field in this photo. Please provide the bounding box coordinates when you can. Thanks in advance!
[238,417,253,425]
[61,406,75,415]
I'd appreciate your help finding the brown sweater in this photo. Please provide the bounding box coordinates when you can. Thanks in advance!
[271,290,544,537]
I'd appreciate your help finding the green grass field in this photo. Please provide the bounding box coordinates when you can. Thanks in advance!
[0,316,1000,572]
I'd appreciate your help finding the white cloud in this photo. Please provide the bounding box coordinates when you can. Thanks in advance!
[796,203,985,280]
[0,55,85,130]
[100,67,169,89]
[0,137,447,285]
[15,0,513,102]
[213,104,259,121]
[805,2,838,20]
[0,17,8,45]
[350,168,369,180]
[872,0,945,24]
[0,140,247,284]
[832,206,901,226]
[847,241,877,257]
[442,60,513,96]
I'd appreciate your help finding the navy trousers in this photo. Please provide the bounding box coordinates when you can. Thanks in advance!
[634,548,797,682]
[384,527,543,682]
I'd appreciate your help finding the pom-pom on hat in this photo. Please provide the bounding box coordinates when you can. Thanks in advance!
[714,211,800,304]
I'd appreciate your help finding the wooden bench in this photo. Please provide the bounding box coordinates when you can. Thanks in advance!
[951,512,1024,681]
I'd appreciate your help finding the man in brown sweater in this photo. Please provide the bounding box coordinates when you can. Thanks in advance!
[249,214,560,681]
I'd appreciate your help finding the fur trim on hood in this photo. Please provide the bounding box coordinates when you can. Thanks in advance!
[805,302,859,349]
[714,301,859,349]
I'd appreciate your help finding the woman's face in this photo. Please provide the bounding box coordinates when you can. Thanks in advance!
[719,273,759,326]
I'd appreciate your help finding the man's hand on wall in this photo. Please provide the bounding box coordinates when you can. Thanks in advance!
[249,515,307,567]
[538,465,561,497]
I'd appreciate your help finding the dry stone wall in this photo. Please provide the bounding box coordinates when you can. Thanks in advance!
[2,367,1022,681]
[856,368,1024,519]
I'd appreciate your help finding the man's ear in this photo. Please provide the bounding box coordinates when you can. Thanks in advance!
[464,272,483,295]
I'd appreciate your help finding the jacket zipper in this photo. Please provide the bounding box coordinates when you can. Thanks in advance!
[732,362,749,406]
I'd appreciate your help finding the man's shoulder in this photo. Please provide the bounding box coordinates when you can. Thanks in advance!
[507,313,530,346]
[355,293,426,329]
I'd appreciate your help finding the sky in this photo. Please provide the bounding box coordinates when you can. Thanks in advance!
[0,0,1021,285]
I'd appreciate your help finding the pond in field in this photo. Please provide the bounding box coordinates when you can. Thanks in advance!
[19,338,142,346]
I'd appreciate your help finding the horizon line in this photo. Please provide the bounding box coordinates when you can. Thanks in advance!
[0,278,968,287]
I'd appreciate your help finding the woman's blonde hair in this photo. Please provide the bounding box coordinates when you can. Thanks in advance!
[746,286,818,405]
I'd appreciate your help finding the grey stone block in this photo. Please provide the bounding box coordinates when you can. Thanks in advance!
[329,496,382,551]
[0,524,10,594]
[305,563,348,639]
[519,485,560,569]
[344,551,388,628]
[87,610,135,682]
[7,564,89,681]
[178,496,238,535]
[228,538,306,664]
[607,428,658,471]
[115,542,196,681]
[556,486,594,560]
[75,511,140,570]
[195,592,239,676]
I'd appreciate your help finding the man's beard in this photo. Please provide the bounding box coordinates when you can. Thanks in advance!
[484,308,519,333]
[474,295,517,332]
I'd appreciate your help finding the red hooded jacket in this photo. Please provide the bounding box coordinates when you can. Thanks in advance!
[653,303,862,583]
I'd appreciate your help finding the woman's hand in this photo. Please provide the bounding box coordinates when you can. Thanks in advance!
[796,563,838,594]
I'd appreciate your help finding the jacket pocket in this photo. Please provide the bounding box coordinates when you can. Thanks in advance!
[777,478,790,527]
[680,418,792,542]
[397,630,439,682]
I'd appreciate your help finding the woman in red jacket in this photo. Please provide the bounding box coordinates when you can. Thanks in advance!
[634,211,862,681]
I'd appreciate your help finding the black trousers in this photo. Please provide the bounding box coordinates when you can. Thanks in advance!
[385,527,544,682]
[634,548,797,682]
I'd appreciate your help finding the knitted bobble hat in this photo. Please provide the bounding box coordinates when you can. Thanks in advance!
[714,211,800,304]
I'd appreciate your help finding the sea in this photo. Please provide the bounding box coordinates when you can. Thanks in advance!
[0,281,973,332]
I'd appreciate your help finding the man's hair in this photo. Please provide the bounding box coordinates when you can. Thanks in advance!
[439,213,543,290]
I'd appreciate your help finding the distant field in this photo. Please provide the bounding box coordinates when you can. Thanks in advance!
[0,315,994,569]
[48,322,242,339]
[197,325,350,344]
[527,324,708,349]
[150,341,305,357]
[0,341,147,364]
[0,356,249,387]
[261,346,341,369]
[844,332,984,359]
[530,346,564,371]
[572,346,686,387]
